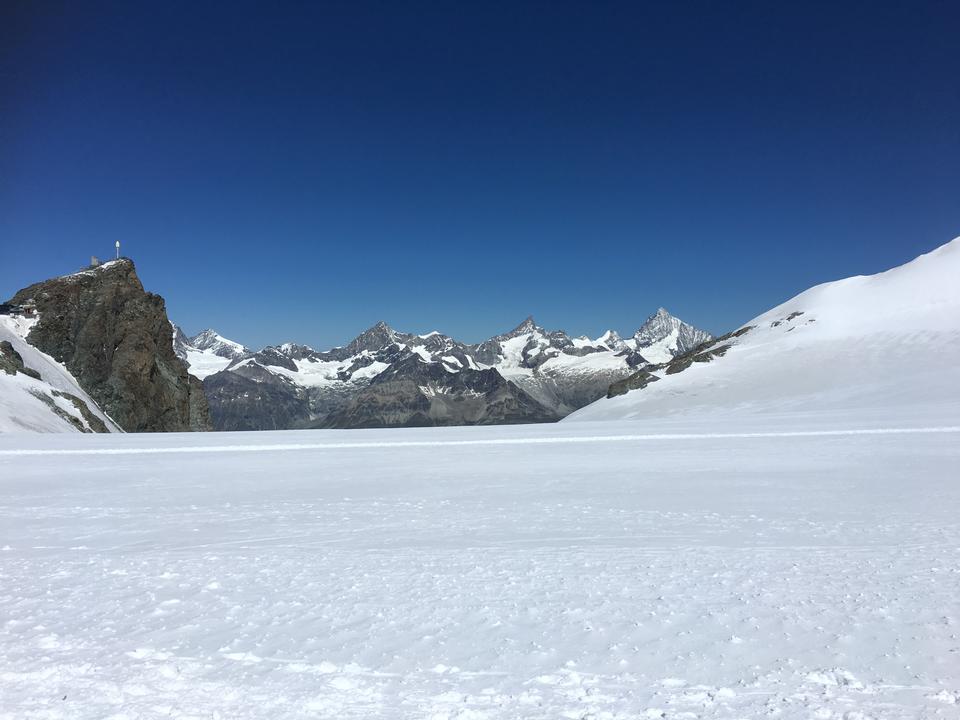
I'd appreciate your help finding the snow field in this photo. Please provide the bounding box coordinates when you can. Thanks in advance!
[1,422,958,719]
[181,350,232,380]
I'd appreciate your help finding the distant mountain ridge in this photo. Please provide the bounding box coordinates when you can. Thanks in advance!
[183,309,713,430]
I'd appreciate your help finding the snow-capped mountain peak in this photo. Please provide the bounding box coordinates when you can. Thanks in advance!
[633,307,680,343]
[345,321,406,356]
[276,342,316,360]
[497,316,542,340]
[596,330,627,351]
[631,307,713,364]
[189,329,249,359]
[172,328,251,380]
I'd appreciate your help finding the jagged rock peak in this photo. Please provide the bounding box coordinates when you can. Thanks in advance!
[633,307,713,358]
[355,320,396,337]
[497,315,543,340]
[634,308,680,340]
[345,320,406,355]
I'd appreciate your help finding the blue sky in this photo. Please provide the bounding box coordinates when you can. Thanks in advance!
[2,1,958,349]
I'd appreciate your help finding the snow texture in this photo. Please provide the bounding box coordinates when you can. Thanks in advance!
[0,416,958,719]
[175,329,251,380]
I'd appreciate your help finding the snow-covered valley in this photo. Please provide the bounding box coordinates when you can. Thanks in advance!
[1,414,958,719]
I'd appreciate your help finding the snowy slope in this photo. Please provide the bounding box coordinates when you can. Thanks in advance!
[182,350,234,380]
[0,316,120,433]
[0,420,957,718]
[189,329,249,359]
[567,237,960,425]
[173,327,252,380]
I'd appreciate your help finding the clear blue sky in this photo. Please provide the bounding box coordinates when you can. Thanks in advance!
[2,1,957,349]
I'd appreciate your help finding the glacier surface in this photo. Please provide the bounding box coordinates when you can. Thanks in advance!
[1,416,957,719]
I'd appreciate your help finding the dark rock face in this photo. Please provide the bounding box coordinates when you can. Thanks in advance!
[9,259,211,432]
[343,321,405,357]
[607,370,660,398]
[0,340,41,380]
[251,347,298,371]
[316,355,560,429]
[203,364,310,431]
[664,343,732,375]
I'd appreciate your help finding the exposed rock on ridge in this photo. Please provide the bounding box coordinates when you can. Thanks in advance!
[10,259,211,432]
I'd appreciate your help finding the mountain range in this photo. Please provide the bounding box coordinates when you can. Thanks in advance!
[174,309,713,430]
[4,236,957,434]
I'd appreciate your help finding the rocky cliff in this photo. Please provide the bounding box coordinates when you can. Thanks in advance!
[9,259,211,432]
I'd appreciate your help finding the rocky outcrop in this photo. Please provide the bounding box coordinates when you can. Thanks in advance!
[9,259,211,432]
[607,370,659,398]
[28,388,110,433]
[604,326,754,400]
[0,340,41,380]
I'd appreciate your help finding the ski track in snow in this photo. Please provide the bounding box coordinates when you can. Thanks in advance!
[1,422,959,719]
[1,425,957,456]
